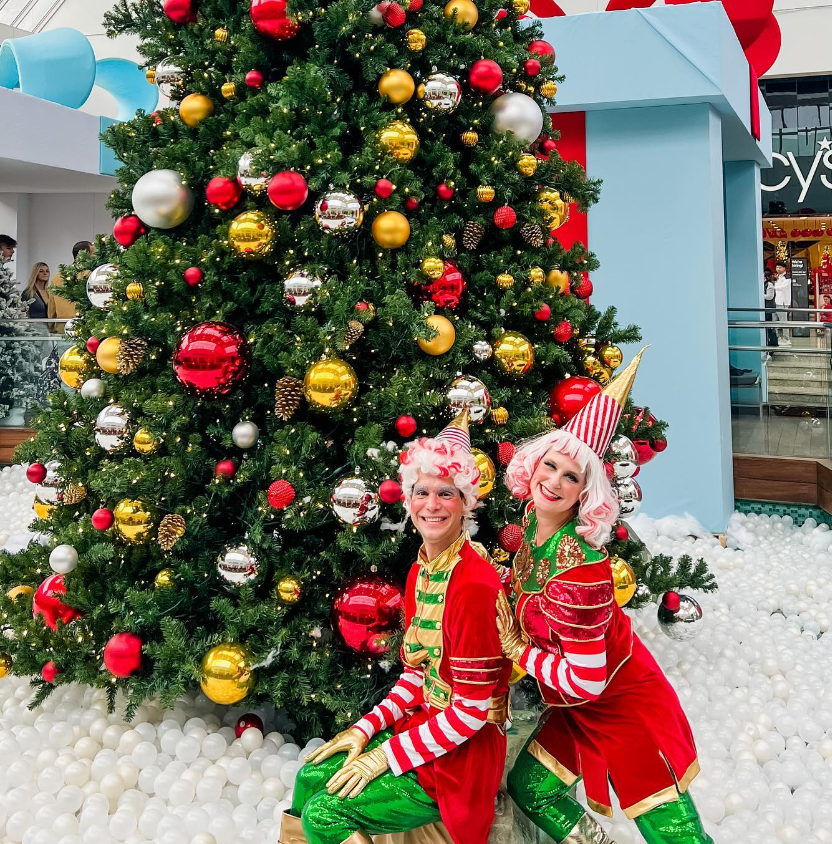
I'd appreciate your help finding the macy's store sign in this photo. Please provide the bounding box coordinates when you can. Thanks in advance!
[762,139,832,211]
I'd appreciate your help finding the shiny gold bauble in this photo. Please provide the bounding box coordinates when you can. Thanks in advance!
[277,576,302,604]
[509,664,527,684]
[442,234,456,250]
[96,337,122,375]
[125,281,145,301]
[516,154,538,177]
[304,359,359,412]
[7,585,34,602]
[145,67,156,85]
[418,315,455,356]
[200,643,255,705]
[539,188,570,230]
[421,257,445,280]
[229,211,275,259]
[539,80,558,99]
[584,354,612,385]
[496,273,515,290]
[378,69,415,104]
[492,547,510,564]
[546,268,570,293]
[133,427,161,455]
[33,496,56,521]
[221,81,237,99]
[444,0,478,29]
[599,344,624,369]
[179,93,215,128]
[406,28,427,51]
[214,27,229,42]
[378,121,420,163]
[58,346,89,389]
[471,448,496,498]
[461,130,479,147]
[494,331,534,377]
[372,211,411,249]
[610,556,637,607]
[491,406,509,425]
[512,0,530,13]
[0,653,12,679]
[113,498,157,545]
[528,266,545,285]
[155,568,174,589]
[476,185,495,202]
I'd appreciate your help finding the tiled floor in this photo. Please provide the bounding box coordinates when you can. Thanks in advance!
[732,411,830,458]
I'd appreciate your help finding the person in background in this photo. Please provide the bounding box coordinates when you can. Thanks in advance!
[772,260,792,346]
[48,240,93,334]
[763,267,778,351]
[0,235,16,261]
[23,263,51,334]
[819,294,832,336]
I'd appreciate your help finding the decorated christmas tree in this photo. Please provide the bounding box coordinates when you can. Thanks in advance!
[1,0,713,735]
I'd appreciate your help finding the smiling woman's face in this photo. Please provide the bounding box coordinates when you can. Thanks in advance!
[529,446,586,520]
[409,472,464,550]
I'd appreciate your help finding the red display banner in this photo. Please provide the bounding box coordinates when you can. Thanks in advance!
[548,110,589,250]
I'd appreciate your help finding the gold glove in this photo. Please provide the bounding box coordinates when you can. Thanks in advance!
[496,590,529,663]
[325,746,389,800]
[305,727,369,766]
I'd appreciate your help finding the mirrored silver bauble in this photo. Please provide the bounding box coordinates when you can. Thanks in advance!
[419,73,462,114]
[217,543,260,586]
[447,375,491,423]
[331,477,380,526]
[36,460,63,505]
[49,544,78,575]
[63,318,79,338]
[80,378,106,399]
[132,170,194,230]
[472,340,493,362]
[232,421,260,449]
[315,191,364,235]
[490,93,544,145]
[95,404,131,452]
[657,593,703,642]
[284,269,323,309]
[615,476,642,517]
[608,435,639,479]
[237,151,270,195]
[155,57,186,100]
[86,264,118,309]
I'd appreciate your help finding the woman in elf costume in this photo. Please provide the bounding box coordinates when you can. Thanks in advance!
[280,411,513,844]
[498,350,713,844]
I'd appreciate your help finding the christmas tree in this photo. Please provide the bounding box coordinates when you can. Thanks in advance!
[1,0,713,736]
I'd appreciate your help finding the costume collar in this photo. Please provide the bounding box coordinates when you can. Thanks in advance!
[418,532,467,573]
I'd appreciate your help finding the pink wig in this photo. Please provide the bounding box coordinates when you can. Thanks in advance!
[505,429,619,549]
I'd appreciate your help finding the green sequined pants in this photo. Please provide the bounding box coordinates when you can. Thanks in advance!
[290,731,441,844]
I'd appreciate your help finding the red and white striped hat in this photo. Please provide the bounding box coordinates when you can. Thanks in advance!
[562,347,648,458]
[435,407,471,453]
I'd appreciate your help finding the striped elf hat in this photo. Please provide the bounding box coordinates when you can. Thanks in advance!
[435,407,471,453]
[562,347,648,458]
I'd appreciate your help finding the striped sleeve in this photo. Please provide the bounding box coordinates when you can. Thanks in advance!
[353,667,424,740]
[517,637,608,701]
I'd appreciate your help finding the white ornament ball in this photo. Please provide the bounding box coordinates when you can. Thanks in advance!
[49,545,78,575]
[489,93,544,144]
[80,379,105,399]
[231,422,260,449]
[132,170,194,230]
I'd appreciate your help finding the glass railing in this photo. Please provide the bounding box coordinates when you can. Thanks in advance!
[728,308,832,460]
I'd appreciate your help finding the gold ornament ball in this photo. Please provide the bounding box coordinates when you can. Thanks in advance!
[471,448,496,498]
[179,93,215,128]
[229,211,275,259]
[421,257,445,280]
[528,267,545,285]
[221,81,237,99]
[492,547,510,564]
[113,498,157,545]
[509,664,527,684]
[599,344,624,369]
[461,130,478,147]
[539,188,570,230]
[145,67,156,85]
[584,354,612,385]
[214,27,229,42]
[58,346,89,390]
[418,315,455,356]
[610,556,637,607]
[372,211,411,249]
[125,281,145,301]
[516,154,538,177]
[476,185,495,203]
[494,331,535,377]
[200,643,255,705]
[378,69,415,104]
[512,0,530,13]
[155,568,174,589]
[378,121,420,163]
[96,337,122,375]
[444,0,478,29]
[0,653,11,679]
[546,268,570,293]
[33,496,56,521]
[304,359,359,412]
[406,28,427,51]
[133,427,161,455]
[496,273,515,290]
[539,80,558,99]
[277,576,302,604]
[491,406,509,425]
[7,585,34,602]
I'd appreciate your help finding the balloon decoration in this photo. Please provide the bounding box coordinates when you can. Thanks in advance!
[447,375,491,422]
[333,576,405,654]
[86,264,117,309]
[490,93,544,144]
[610,556,636,607]
[268,171,309,210]
[58,347,89,389]
[217,543,261,586]
[331,477,380,526]
[494,331,534,377]
[228,211,275,259]
[315,192,365,234]
[95,404,131,452]
[303,359,359,412]
[250,0,299,40]
[132,170,194,229]
[200,642,256,704]
[173,322,252,397]
[378,121,420,162]
[549,376,601,426]
[418,315,455,355]
[471,449,496,498]
[113,499,158,545]
[33,574,81,631]
[104,633,143,678]
[418,262,465,309]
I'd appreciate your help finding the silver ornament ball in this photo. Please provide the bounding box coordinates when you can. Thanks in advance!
[49,544,79,575]
[237,151,270,195]
[155,57,186,100]
[284,269,323,309]
[331,477,380,526]
[232,421,260,449]
[86,264,118,309]
[608,435,639,479]
[615,476,642,517]
[63,318,79,338]
[217,543,260,587]
[657,593,704,642]
[95,404,131,452]
[132,169,194,230]
[36,460,63,505]
[80,378,106,399]
[315,191,364,235]
[472,340,493,362]
[420,73,462,114]
[447,375,491,423]
[490,93,544,145]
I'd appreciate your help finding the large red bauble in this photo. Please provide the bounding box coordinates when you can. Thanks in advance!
[633,440,657,466]
[206,177,243,211]
[113,215,147,247]
[250,0,299,40]
[493,205,517,229]
[173,322,252,397]
[333,576,404,655]
[549,376,601,426]
[26,463,47,484]
[395,415,417,437]
[33,574,81,631]
[524,58,541,77]
[528,40,556,64]
[378,479,403,504]
[469,60,503,95]
[235,714,264,738]
[375,179,394,199]
[92,507,115,531]
[421,261,465,309]
[104,632,143,678]
[498,524,524,553]
[436,183,454,201]
[268,171,308,211]
[184,267,204,286]
[163,0,197,24]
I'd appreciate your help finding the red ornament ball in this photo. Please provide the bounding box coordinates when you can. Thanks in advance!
[395,415,418,437]
[633,440,657,466]
[493,205,516,229]
[215,459,237,479]
[382,1,406,26]
[235,714,264,738]
[104,632,143,678]
[245,69,265,88]
[404,196,419,211]
[661,591,681,612]
[497,441,516,466]
[86,337,100,354]
[436,183,454,201]
[268,479,296,509]
[469,59,503,95]
[33,574,81,631]
[184,267,204,287]
[553,320,573,342]
[379,479,403,504]
[91,508,115,531]
[42,661,60,684]
[615,524,629,541]
[536,137,558,161]
[173,322,252,398]
[163,0,197,24]
[495,8,509,20]
[268,171,308,211]
[26,463,47,484]
[151,112,162,126]
[524,58,541,77]
[250,0,299,40]
[535,303,551,321]
[498,524,524,553]
[333,576,404,655]
[528,40,556,64]
[573,274,593,299]
[408,0,423,10]
[652,438,668,453]
[421,261,465,310]
[206,177,242,211]
[113,215,146,247]
[375,179,395,199]
[549,376,601,426]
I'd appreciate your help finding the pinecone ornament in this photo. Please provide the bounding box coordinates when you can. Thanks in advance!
[274,376,304,421]
[520,224,544,247]
[117,338,148,375]
[158,514,186,551]
[462,221,484,250]
[344,320,364,348]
